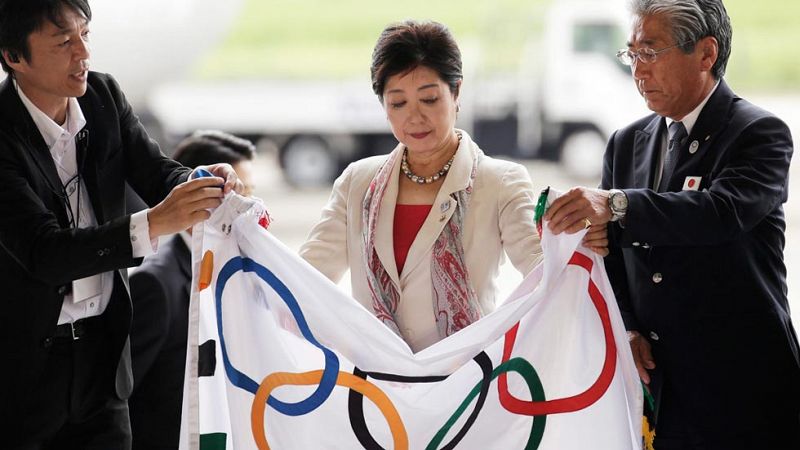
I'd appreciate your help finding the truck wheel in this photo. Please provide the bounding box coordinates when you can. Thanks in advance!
[280,136,338,188]
[559,129,605,181]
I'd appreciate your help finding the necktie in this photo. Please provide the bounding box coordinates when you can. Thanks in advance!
[660,121,687,192]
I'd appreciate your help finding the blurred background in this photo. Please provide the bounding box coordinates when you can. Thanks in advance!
[33,0,800,320]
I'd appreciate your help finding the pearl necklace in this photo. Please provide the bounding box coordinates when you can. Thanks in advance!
[400,133,461,184]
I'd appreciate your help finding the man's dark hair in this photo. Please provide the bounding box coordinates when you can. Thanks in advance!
[370,20,463,102]
[0,0,91,74]
[172,130,256,169]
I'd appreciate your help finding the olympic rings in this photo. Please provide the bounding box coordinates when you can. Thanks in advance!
[216,257,340,415]
[252,370,408,450]
[498,252,617,415]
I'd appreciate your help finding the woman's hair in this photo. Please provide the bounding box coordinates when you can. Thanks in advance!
[370,20,462,101]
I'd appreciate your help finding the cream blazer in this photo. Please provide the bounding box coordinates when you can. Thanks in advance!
[299,131,542,351]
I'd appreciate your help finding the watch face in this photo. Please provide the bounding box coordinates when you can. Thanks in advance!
[612,192,627,210]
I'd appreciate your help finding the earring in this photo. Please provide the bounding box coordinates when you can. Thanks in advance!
[456,103,461,113]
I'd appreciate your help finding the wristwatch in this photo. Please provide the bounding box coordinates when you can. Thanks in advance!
[608,189,628,222]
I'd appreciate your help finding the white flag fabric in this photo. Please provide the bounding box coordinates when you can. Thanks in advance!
[179,194,642,450]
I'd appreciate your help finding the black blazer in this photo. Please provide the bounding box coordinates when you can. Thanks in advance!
[0,73,190,423]
[602,80,800,433]
[129,235,191,450]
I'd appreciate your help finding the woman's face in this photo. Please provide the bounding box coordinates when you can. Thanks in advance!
[382,65,460,157]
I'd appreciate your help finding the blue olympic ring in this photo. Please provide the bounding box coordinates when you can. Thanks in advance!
[215,257,340,416]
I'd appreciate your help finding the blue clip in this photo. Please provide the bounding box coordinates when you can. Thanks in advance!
[191,168,224,188]
[192,168,214,179]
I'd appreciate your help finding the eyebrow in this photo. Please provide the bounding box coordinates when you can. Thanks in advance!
[627,38,657,48]
[49,19,89,37]
[385,83,440,95]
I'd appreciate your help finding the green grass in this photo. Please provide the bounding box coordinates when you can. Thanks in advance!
[196,0,799,91]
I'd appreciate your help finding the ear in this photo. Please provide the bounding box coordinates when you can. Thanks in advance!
[697,36,718,73]
[452,79,462,101]
[2,49,23,68]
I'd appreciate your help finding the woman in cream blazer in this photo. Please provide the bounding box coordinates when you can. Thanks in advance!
[298,20,556,352]
[300,130,543,351]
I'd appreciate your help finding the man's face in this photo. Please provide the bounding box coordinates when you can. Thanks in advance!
[9,6,90,120]
[628,14,712,121]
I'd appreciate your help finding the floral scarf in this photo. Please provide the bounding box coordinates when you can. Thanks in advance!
[361,140,482,339]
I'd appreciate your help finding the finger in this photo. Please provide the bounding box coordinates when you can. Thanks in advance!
[633,348,652,384]
[223,173,237,194]
[179,186,226,204]
[544,187,584,220]
[182,176,225,191]
[187,197,223,212]
[640,342,656,370]
[186,209,213,226]
[233,179,245,195]
[564,216,592,234]
[550,204,587,233]
[542,194,569,221]
[583,237,609,248]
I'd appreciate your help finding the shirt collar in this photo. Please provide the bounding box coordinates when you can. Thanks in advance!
[13,78,87,149]
[666,79,720,135]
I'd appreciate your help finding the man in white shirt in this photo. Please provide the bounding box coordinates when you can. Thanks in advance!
[0,1,243,448]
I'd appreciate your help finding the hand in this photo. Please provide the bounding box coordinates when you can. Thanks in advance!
[583,223,609,256]
[544,187,612,235]
[628,330,656,385]
[203,163,245,195]
[147,177,225,239]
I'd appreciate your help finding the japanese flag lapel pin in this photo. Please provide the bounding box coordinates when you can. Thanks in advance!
[683,176,701,191]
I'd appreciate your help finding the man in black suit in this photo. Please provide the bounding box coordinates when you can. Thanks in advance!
[129,131,255,450]
[544,0,799,448]
[0,1,243,448]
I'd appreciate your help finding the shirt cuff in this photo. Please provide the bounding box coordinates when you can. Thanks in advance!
[130,210,158,258]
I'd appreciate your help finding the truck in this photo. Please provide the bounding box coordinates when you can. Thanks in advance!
[93,0,650,186]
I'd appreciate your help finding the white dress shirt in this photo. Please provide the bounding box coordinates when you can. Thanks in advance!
[14,81,157,324]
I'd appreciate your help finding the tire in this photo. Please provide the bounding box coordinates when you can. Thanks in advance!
[280,136,339,188]
[559,128,606,181]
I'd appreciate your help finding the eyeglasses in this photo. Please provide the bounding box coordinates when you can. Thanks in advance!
[616,41,693,66]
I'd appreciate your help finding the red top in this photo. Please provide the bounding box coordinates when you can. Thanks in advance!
[393,204,432,274]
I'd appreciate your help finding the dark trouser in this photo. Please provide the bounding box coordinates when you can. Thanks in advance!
[654,374,800,450]
[10,318,131,450]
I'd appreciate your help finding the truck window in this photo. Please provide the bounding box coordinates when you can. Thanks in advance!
[573,23,629,74]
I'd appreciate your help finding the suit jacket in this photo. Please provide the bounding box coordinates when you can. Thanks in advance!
[300,131,542,351]
[0,72,190,424]
[129,235,191,450]
[602,79,800,435]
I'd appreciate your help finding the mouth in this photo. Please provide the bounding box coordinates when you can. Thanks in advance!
[70,70,88,82]
[408,131,431,139]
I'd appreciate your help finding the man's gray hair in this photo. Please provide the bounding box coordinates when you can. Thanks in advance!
[630,0,732,79]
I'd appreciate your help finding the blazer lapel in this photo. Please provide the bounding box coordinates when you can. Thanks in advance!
[633,115,665,189]
[77,90,106,222]
[373,152,402,289]
[400,132,473,281]
[0,79,65,199]
[671,80,736,183]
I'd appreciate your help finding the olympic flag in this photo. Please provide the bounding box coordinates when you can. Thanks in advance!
[179,194,643,449]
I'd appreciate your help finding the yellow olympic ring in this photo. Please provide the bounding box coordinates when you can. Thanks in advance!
[251,370,408,450]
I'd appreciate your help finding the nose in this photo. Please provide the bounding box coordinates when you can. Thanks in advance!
[631,58,649,81]
[73,37,90,62]
[407,102,425,124]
